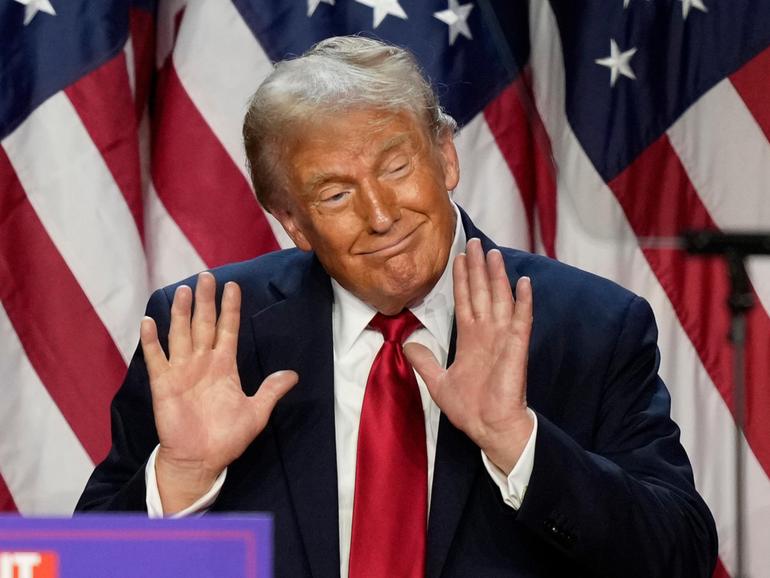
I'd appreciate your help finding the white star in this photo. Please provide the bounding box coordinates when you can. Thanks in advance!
[307,0,334,17]
[595,38,637,87]
[681,0,707,19]
[14,0,56,26]
[355,0,407,29]
[434,0,474,46]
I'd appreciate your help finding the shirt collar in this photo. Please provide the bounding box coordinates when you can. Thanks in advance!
[332,203,466,357]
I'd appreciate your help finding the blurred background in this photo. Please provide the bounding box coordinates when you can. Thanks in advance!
[1,1,768,577]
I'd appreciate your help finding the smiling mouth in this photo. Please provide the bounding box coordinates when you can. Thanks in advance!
[359,224,423,258]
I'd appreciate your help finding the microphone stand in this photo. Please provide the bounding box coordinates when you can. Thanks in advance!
[681,230,770,578]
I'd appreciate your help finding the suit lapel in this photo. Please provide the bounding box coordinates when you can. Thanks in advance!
[251,258,340,578]
[426,321,480,578]
[426,209,520,578]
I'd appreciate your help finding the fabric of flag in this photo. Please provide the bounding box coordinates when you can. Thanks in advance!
[0,1,768,576]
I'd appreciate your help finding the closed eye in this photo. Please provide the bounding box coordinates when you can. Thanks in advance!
[319,189,351,207]
[383,156,411,178]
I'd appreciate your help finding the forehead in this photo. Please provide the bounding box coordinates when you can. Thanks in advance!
[284,109,431,178]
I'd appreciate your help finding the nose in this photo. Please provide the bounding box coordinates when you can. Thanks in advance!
[357,179,401,233]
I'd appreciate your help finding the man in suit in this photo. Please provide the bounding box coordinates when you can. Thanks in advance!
[77,36,717,577]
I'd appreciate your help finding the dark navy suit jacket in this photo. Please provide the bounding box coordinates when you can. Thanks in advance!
[76,209,717,577]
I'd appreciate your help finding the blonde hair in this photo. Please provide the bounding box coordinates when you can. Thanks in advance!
[243,35,456,212]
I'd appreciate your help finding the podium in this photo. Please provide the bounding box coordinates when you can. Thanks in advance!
[0,515,272,578]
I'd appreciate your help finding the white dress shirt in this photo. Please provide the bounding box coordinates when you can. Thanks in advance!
[146,203,538,578]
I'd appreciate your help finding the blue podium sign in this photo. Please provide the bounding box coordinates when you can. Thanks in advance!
[0,515,272,578]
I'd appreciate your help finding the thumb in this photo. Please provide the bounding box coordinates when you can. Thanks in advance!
[250,370,299,424]
[403,342,444,399]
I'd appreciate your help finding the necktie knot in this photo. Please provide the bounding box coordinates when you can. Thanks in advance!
[369,310,422,344]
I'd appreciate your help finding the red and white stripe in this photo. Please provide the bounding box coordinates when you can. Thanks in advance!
[1,4,767,578]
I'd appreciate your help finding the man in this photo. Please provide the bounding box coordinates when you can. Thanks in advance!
[77,36,718,577]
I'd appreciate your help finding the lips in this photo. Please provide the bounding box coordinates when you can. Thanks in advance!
[359,224,423,258]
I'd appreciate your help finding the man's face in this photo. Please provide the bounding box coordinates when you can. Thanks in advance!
[273,108,459,315]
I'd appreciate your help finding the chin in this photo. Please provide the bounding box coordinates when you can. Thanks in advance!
[378,272,436,312]
[344,250,445,312]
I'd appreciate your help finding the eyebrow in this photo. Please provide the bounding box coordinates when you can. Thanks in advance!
[304,133,414,193]
[376,133,411,156]
[306,172,335,190]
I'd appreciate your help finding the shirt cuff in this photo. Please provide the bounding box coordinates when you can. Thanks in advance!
[480,409,538,510]
[144,445,227,518]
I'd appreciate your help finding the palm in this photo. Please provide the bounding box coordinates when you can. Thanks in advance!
[151,347,253,473]
[441,323,528,438]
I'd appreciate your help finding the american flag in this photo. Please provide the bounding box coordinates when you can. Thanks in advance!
[1,1,768,576]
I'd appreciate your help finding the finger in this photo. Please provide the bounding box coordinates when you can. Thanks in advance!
[466,238,491,319]
[249,370,299,428]
[168,285,193,360]
[453,253,473,323]
[488,249,513,322]
[215,282,242,355]
[140,316,169,379]
[512,276,534,339]
[502,333,531,409]
[191,272,217,351]
[403,342,445,400]
[505,278,533,406]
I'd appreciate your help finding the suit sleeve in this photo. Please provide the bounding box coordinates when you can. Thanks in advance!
[74,288,173,513]
[514,295,718,577]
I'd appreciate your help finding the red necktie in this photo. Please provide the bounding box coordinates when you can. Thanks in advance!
[349,310,428,578]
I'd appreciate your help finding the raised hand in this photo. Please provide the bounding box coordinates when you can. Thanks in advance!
[404,238,534,474]
[140,272,298,513]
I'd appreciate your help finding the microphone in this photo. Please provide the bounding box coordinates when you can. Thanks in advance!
[637,230,770,255]
[680,230,770,255]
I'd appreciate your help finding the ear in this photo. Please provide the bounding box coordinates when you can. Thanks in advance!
[271,204,313,252]
[437,130,460,191]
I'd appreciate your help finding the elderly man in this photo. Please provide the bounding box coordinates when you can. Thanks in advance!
[77,36,717,577]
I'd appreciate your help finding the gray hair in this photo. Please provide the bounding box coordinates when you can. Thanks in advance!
[242,35,457,212]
